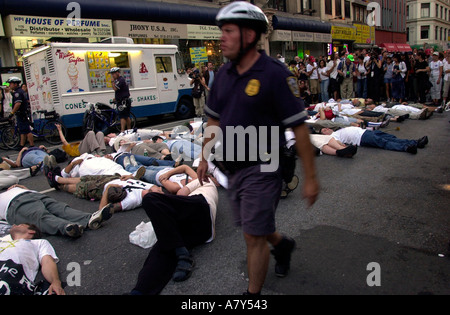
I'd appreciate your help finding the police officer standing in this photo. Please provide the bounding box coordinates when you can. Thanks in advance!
[197,2,319,295]
[110,67,131,132]
[8,77,34,148]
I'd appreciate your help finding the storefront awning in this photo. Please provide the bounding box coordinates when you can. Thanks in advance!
[0,0,220,25]
[272,15,331,34]
[396,44,412,52]
[379,43,399,52]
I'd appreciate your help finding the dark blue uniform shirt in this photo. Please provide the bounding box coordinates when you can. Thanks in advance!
[12,87,29,116]
[205,51,307,165]
[114,76,130,102]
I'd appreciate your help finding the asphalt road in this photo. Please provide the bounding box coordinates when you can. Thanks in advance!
[2,111,449,296]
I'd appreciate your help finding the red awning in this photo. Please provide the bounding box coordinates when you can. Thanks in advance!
[396,44,412,52]
[380,43,398,52]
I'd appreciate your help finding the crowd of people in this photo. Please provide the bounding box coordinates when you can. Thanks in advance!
[284,47,450,112]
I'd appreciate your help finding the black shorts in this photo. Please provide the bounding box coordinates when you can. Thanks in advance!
[117,99,131,119]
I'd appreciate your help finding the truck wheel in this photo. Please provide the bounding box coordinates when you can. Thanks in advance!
[174,98,194,120]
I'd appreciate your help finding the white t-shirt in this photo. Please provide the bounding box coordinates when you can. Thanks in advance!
[104,179,153,211]
[307,62,319,79]
[78,156,130,177]
[0,188,34,220]
[0,238,58,282]
[443,59,450,81]
[61,153,95,178]
[327,60,339,79]
[331,127,366,146]
[357,64,367,79]
[155,168,191,187]
[318,67,329,81]
[185,179,218,243]
[429,60,443,78]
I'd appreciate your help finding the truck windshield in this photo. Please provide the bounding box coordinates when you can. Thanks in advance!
[155,56,173,73]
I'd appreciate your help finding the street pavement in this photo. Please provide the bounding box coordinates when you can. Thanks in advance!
[2,112,449,295]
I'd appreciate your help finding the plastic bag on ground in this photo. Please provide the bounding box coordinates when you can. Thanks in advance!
[129,221,157,249]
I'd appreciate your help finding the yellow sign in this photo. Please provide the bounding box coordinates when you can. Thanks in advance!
[331,26,357,41]
[190,47,208,65]
[245,79,260,97]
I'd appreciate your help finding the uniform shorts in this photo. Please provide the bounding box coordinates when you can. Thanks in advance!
[227,164,282,236]
[74,175,120,200]
[117,99,132,119]
[17,117,31,135]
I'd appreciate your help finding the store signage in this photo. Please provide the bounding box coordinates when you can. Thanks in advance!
[5,15,112,37]
[331,26,357,41]
[187,25,221,40]
[270,30,292,42]
[314,33,332,43]
[292,31,314,42]
[114,20,187,39]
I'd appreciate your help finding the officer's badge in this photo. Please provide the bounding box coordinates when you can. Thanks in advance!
[245,79,260,96]
[286,76,300,98]
[14,93,20,98]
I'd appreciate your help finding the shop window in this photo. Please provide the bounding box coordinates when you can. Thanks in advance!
[155,56,173,73]
[87,51,132,90]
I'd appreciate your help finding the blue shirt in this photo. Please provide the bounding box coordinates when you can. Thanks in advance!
[114,76,130,102]
[205,51,307,165]
[12,87,29,116]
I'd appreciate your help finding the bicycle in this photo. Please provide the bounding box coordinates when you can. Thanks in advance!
[1,110,67,149]
[82,100,136,134]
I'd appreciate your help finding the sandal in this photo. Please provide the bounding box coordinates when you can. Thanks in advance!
[172,255,195,282]
[30,161,43,176]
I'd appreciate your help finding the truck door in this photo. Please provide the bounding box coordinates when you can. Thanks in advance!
[155,55,177,106]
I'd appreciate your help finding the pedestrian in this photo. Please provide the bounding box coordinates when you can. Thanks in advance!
[442,52,450,109]
[190,69,208,117]
[203,62,217,103]
[367,51,383,103]
[1,82,13,118]
[391,54,407,103]
[413,52,431,103]
[306,56,320,103]
[355,55,368,98]
[318,59,330,102]
[327,53,340,100]
[7,77,33,148]
[199,1,319,295]
[337,54,355,99]
[110,67,132,132]
[429,52,443,107]
[383,55,394,101]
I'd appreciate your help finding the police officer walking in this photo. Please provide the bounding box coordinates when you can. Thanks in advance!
[197,1,319,295]
[8,77,34,148]
[110,67,132,132]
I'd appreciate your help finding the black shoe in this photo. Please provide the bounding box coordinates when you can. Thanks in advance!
[336,145,358,158]
[271,236,296,278]
[65,224,84,238]
[417,136,428,149]
[406,145,418,154]
[44,166,60,190]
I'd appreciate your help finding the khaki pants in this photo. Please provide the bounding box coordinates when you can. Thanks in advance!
[340,77,354,99]
[193,96,205,117]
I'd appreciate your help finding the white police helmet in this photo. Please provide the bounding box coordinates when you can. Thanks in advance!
[216,1,268,34]
[110,67,120,73]
[7,77,21,84]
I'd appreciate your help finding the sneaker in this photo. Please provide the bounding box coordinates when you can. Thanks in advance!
[133,166,146,180]
[271,236,296,278]
[44,166,60,190]
[129,155,138,167]
[65,224,84,238]
[88,203,114,230]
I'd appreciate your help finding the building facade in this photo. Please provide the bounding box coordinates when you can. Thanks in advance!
[406,0,450,51]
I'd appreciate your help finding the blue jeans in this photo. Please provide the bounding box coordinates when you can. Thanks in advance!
[169,140,202,160]
[320,79,330,102]
[360,130,417,152]
[21,150,47,168]
[125,165,169,185]
[357,78,367,98]
[115,153,175,168]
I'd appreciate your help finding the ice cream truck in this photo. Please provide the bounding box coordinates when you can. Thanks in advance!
[22,40,194,128]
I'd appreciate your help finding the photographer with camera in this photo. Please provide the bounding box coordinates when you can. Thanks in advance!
[366,50,383,103]
[110,67,132,132]
[190,69,209,117]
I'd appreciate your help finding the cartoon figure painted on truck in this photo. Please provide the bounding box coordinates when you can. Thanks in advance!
[22,40,194,129]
